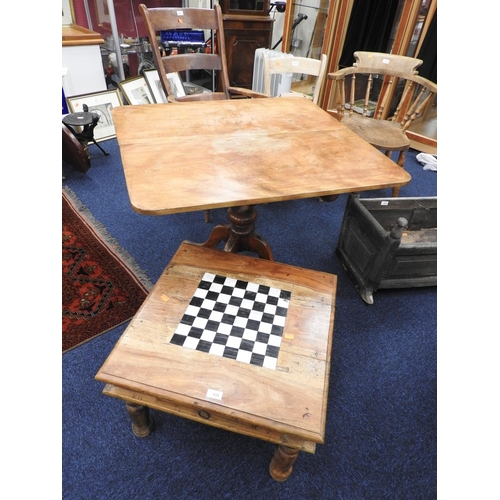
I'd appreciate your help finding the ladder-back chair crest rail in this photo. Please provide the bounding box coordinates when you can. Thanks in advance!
[139,3,268,102]
[263,53,328,105]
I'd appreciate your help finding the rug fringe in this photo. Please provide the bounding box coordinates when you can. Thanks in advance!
[63,186,153,291]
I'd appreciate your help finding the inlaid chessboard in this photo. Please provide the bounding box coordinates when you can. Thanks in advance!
[170,273,291,370]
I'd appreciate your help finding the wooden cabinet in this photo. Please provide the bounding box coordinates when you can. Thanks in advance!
[219,0,270,17]
[219,0,274,89]
[336,195,437,304]
[222,15,274,88]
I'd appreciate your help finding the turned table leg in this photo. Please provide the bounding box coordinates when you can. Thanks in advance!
[269,445,300,481]
[125,402,154,437]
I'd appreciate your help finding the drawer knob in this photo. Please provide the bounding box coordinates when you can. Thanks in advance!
[198,410,210,420]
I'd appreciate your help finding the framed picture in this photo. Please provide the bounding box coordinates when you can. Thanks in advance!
[94,0,110,25]
[167,72,186,98]
[119,76,155,105]
[62,0,74,25]
[143,69,167,103]
[67,90,123,142]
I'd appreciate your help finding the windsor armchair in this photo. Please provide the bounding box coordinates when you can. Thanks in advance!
[327,51,437,196]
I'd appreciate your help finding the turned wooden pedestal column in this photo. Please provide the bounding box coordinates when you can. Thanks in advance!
[201,205,273,260]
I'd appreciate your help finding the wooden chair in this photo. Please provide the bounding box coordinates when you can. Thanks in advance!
[327,51,437,196]
[263,54,328,106]
[139,3,268,222]
[139,3,268,103]
[62,123,90,175]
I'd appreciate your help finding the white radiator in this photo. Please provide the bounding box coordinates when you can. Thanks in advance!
[252,48,293,96]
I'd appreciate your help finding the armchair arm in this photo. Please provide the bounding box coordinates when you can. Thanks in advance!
[228,86,270,99]
[327,67,357,81]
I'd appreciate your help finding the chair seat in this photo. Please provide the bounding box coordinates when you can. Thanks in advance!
[341,114,411,151]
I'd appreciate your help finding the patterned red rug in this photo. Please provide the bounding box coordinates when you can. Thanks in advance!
[62,188,151,353]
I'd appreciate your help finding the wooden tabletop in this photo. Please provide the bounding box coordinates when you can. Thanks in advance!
[112,98,411,216]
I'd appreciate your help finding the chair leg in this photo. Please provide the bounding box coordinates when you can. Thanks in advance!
[392,150,407,197]
[204,210,211,223]
[396,150,406,169]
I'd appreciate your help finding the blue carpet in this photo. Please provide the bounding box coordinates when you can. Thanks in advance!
[62,140,437,499]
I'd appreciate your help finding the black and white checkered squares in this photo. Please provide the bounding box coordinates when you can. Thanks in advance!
[170,273,291,369]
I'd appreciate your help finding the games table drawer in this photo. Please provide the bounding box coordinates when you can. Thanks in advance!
[103,383,317,453]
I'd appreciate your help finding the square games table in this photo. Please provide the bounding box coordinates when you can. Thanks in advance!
[96,242,337,481]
